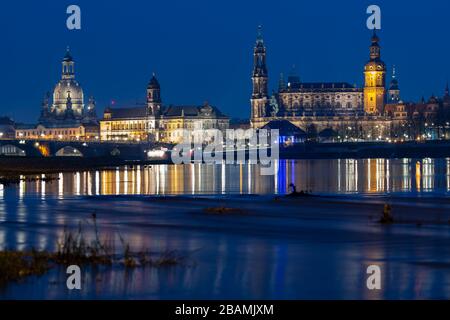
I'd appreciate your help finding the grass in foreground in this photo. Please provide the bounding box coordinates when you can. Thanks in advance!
[0,250,50,286]
[0,214,185,286]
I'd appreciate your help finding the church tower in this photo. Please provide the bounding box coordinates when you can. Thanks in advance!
[387,66,400,103]
[443,82,450,108]
[147,73,161,116]
[364,31,386,114]
[39,92,51,123]
[62,47,75,80]
[83,96,97,122]
[52,47,84,119]
[146,73,162,142]
[251,26,269,126]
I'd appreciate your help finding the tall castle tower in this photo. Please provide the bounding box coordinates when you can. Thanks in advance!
[364,31,386,114]
[251,26,269,126]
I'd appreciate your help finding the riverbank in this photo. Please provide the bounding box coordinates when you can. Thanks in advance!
[1,141,450,174]
[0,156,167,174]
[0,194,449,299]
[280,140,450,159]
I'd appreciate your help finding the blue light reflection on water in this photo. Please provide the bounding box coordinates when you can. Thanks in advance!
[1,158,449,198]
[0,158,449,299]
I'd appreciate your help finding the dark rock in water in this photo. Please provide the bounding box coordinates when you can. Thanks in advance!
[286,183,315,197]
[286,190,314,198]
[379,204,394,224]
[204,207,243,214]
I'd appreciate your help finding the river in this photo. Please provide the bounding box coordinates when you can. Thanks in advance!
[0,158,449,299]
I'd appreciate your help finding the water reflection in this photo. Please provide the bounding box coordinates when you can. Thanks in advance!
[1,158,450,198]
[0,184,449,299]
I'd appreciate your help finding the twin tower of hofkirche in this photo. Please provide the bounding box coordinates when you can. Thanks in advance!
[251,26,403,124]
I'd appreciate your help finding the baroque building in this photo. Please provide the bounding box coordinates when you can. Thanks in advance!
[100,73,229,143]
[251,27,391,140]
[385,82,450,140]
[15,48,99,141]
[249,27,450,142]
[40,48,97,126]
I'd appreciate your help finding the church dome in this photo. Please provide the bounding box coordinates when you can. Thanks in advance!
[50,48,85,118]
[52,79,84,117]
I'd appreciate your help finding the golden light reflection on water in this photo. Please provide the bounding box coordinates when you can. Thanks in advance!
[1,159,450,197]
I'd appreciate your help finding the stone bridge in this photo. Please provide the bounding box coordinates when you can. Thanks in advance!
[0,139,167,160]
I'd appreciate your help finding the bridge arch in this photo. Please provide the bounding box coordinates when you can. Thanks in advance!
[0,144,26,156]
[110,148,121,156]
[55,146,83,157]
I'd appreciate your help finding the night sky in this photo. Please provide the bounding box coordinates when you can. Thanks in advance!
[0,0,449,123]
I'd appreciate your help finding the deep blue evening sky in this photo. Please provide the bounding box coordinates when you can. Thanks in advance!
[0,0,449,122]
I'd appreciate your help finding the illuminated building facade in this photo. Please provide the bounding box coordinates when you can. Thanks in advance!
[15,123,99,141]
[158,104,229,144]
[100,106,150,142]
[250,27,450,141]
[363,32,386,114]
[0,117,16,139]
[99,74,229,143]
[15,48,99,141]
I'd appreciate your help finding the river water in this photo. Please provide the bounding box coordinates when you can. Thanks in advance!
[2,158,450,198]
[0,158,449,299]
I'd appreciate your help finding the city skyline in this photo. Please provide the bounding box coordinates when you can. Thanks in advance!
[1,0,449,123]
[1,1,450,304]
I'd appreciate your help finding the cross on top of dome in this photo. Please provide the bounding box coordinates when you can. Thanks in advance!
[63,46,73,62]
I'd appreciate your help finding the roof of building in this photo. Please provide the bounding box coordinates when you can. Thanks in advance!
[261,120,306,137]
[104,106,148,119]
[283,82,361,92]
[15,123,36,130]
[0,117,15,126]
[41,123,86,129]
[103,104,229,120]
[162,104,228,119]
